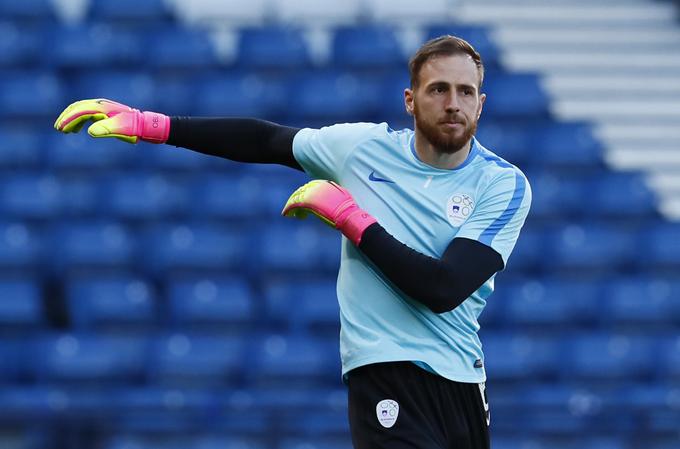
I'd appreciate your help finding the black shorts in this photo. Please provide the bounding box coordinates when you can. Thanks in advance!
[347,362,490,449]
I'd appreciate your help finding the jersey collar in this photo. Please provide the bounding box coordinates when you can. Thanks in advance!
[409,134,480,171]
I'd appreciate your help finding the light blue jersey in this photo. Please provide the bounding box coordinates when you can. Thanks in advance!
[292,122,532,383]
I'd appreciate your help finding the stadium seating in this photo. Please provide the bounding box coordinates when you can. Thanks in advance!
[1,2,679,448]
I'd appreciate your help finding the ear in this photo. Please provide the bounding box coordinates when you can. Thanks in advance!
[404,88,414,116]
[477,92,486,120]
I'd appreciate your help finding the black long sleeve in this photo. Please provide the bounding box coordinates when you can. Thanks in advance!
[358,224,504,314]
[166,117,303,170]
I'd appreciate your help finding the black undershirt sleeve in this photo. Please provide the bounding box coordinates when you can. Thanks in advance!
[358,223,505,314]
[166,117,303,170]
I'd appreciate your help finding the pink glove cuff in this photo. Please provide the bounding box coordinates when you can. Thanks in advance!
[336,206,378,246]
[139,111,170,144]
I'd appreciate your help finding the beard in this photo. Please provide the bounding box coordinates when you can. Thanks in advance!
[414,105,478,155]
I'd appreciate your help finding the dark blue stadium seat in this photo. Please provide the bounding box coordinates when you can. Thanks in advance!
[481,74,549,119]
[0,173,61,219]
[105,435,266,449]
[153,76,197,115]
[89,0,173,24]
[331,25,404,69]
[528,172,588,220]
[660,336,680,380]
[247,169,311,217]
[0,279,43,329]
[194,72,287,119]
[148,333,246,386]
[565,333,655,380]
[166,277,254,329]
[263,277,339,332]
[0,127,42,168]
[66,275,157,330]
[0,72,63,119]
[148,27,219,70]
[287,70,381,121]
[503,225,543,274]
[59,175,100,217]
[250,334,340,386]
[0,0,55,22]
[49,220,136,271]
[529,122,603,168]
[278,439,350,449]
[641,222,680,269]
[503,278,589,327]
[602,278,680,327]
[72,71,157,112]
[257,221,341,274]
[0,22,43,67]
[31,333,147,383]
[49,24,143,69]
[141,223,247,274]
[102,172,189,219]
[588,172,658,218]
[238,27,311,70]
[45,129,141,171]
[425,24,500,69]
[476,120,531,166]
[544,224,635,273]
[0,222,43,268]
[481,332,559,379]
[189,174,266,219]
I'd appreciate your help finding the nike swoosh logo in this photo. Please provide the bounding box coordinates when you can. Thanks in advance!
[369,171,395,183]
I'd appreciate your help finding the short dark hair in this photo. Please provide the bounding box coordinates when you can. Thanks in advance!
[408,35,484,89]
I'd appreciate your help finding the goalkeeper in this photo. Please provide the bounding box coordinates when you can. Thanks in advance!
[55,36,531,449]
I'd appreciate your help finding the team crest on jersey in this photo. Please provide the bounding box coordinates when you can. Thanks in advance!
[376,399,399,428]
[446,193,475,226]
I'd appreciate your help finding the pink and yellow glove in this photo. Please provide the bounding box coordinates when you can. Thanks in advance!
[282,180,377,246]
[53,99,170,144]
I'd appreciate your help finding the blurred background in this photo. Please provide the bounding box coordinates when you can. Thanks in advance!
[1,0,680,448]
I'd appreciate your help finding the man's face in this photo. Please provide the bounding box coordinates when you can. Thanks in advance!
[405,54,486,154]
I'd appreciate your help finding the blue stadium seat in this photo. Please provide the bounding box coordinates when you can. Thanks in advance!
[528,172,588,220]
[503,225,543,274]
[141,223,246,274]
[503,279,580,327]
[587,172,658,218]
[0,173,61,219]
[194,71,287,119]
[49,24,143,68]
[529,122,603,168]
[31,333,147,383]
[89,0,173,24]
[0,222,43,268]
[189,174,266,219]
[148,333,246,386]
[565,333,655,380]
[102,172,189,219]
[142,144,225,171]
[476,120,531,166]
[0,127,41,168]
[331,25,404,69]
[425,24,500,69]
[153,75,197,115]
[49,220,136,271]
[0,0,56,22]
[0,279,43,329]
[45,129,140,170]
[602,278,680,327]
[279,438,350,449]
[65,275,157,330]
[0,22,43,67]
[257,221,341,274]
[238,27,311,70]
[0,72,63,119]
[58,175,100,217]
[148,27,219,69]
[660,336,680,380]
[641,222,680,269]
[482,332,559,380]
[248,170,311,217]
[288,70,381,121]
[105,435,266,449]
[482,74,549,119]
[72,71,157,112]
[166,277,254,329]
[263,277,339,332]
[544,224,635,273]
[251,334,340,386]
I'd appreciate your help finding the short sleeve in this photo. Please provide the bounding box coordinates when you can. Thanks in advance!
[455,170,532,265]
[292,122,382,181]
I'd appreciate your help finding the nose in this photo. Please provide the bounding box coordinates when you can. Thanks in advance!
[444,92,460,113]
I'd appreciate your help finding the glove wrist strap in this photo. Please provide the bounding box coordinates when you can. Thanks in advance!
[140,111,170,144]
[337,207,377,246]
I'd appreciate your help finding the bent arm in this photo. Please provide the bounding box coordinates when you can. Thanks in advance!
[359,224,504,313]
[167,117,303,170]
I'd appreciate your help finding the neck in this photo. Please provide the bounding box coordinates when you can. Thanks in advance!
[414,131,472,170]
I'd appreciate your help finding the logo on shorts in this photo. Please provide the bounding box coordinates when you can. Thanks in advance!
[446,193,475,227]
[376,399,399,428]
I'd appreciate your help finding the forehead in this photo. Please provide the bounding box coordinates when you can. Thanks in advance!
[418,54,480,88]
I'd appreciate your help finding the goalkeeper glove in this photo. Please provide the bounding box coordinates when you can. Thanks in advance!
[282,180,377,246]
[54,98,170,144]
